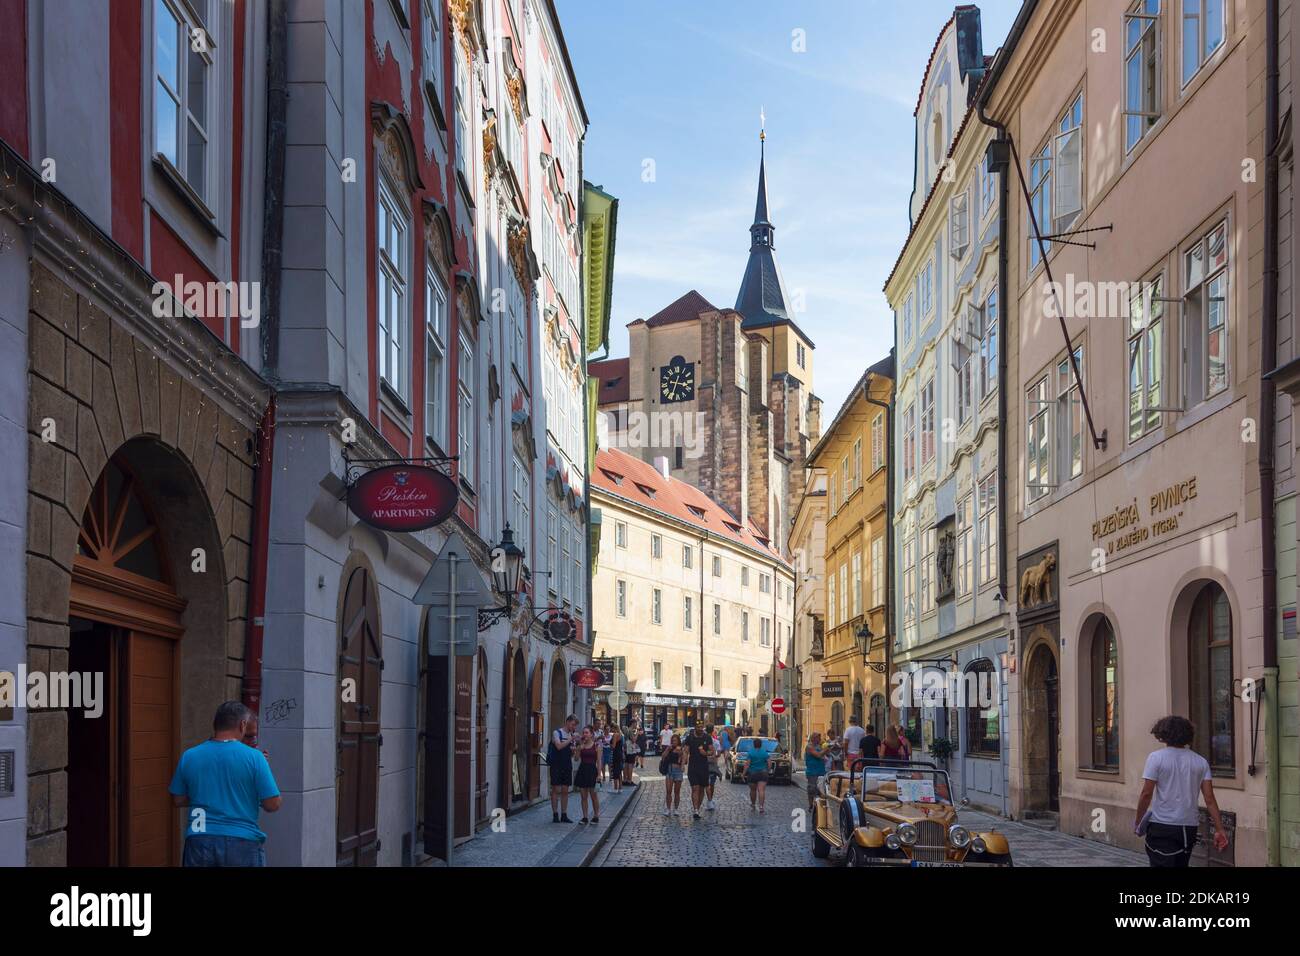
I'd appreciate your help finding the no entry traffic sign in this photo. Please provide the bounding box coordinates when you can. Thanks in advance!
[769,698,786,715]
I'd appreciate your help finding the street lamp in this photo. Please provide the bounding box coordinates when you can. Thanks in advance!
[492,524,526,598]
[855,623,888,674]
[478,526,577,647]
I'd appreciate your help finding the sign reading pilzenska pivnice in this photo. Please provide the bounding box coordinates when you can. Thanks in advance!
[1091,475,1199,556]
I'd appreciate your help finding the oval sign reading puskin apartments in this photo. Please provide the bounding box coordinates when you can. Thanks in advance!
[348,464,460,532]
[571,667,603,689]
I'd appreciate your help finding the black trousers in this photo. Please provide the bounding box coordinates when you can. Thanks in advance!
[1144,821,1198,867]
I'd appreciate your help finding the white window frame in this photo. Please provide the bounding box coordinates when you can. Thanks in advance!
[458,329,476,485]
[652,588,662,625]
[713,603,721,635]
[870,536,884,609]
[1180,0,1226,88]
[950,190,970,260]
[981,289,999,399]
[684,594,694,630]
[425,267,448,448]
[920,377,935,465]
[871,413,885,472]
[615,578,627,617]
[1124,0,1163,153]
[615,521,627,549]
[153,0,216,208]
[1183,219,1230,406]
[1128,273,1167,441]
[977,472,998,586]
[377,171,410,402]
[956,493,973,598]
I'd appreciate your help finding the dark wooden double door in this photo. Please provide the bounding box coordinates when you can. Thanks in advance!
[337,567,382,866]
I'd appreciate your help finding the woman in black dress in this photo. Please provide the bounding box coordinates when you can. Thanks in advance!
[573,727,601,824]
[609,728,625,793]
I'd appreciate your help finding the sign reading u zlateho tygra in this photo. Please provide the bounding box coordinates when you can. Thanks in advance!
[348,464,459,532]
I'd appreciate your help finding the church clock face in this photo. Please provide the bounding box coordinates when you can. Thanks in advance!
[659,356,695,403]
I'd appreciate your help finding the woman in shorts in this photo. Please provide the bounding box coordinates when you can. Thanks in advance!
[745,740,771,813]
[660,734,685,815]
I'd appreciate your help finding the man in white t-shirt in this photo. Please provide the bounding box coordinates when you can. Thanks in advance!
[660,725,674,753]
[1134,715,1229,867]
[549,715,578,824]
[841,715,867,766]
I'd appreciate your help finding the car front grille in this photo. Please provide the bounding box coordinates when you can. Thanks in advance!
[912,819,947,863]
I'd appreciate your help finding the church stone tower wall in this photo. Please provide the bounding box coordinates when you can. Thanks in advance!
[699,309,751,525]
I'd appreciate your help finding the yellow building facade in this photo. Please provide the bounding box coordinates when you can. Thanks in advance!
[805,358,894,741]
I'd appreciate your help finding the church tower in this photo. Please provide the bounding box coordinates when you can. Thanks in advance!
[591,134,820,557]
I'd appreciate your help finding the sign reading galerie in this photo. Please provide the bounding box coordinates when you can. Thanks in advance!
[348,464,460,532]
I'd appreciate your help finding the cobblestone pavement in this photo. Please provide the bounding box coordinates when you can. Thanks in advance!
[594,768,833,868]
[594,768,1147,868]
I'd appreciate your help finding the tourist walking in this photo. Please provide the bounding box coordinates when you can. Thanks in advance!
[804,732,830,811]
[659,733,685,815]
[705,727,722,810]
[610,727,626,793]
[859,723,882,768]
[1135,716,1229,867]
[880,725,907,761]
[685,723,712,820]
[842,715,866,766]
[745,739,771,813]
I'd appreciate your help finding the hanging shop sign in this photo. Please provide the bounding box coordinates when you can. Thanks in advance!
[820,681,845,699]
[348,464,459,532]
[571,667,603,689]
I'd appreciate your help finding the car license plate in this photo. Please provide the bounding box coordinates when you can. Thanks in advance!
[911,860,961,868]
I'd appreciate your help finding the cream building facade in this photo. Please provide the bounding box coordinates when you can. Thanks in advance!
[591,448,794,737]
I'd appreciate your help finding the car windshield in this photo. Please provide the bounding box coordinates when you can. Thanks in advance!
[736,738,778,755]
[856,768,953,805]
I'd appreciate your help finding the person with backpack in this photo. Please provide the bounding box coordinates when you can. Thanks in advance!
[660,733,685,815]
[549,714,578,823]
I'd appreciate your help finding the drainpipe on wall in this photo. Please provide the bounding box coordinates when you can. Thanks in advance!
[243,0,288,717]
[242,395,276,717]
[1262,0,1282,867]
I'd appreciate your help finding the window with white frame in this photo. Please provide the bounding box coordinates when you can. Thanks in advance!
[853,438,862,489]
[871,413,884,472]
[977,472,998,586]
[829,472,838,513]
[761,617,771,647]
[651,533,662,559]
[615,578,627,617]
[652,588,662,625]
[918,258,935,318]
[713,669,721,695]
[1125,0,1162,152]
[852,550,862,618]
[684,594,694,630]
[425,267,448,448]
[458,330,475,484]
[559,522,571,603]
[982,289,999,399]
[950,191,970,260]
[953,493,971,598]
[683,544,693,569]
[742,610,750,642]
[760,572,771,594]
[871,536,884,609]
[511,457,530,553]
[1181,0,1225,87]
[797,342,807,368]
[1026,373,1051,503]
[980,150,995,217]
[683,665,693,694]
[839,563,848,625]
[742,566,750,587]
[421,0,445,113]
[1128,274,1166,441]
[903,526,916,639]
[827,569,837,630]
[453,47,470,182]
[377,172,409,401]
[1028,92,1084,270]
[1056,348,1085,483]
[712,555,722,577]
[154,0,214,205]
[903,294,915,343]
[713,603,721,635]
[902,401,916,483]
[652,660,662,690]
[956,332,973,426]
[839,457,849,499]
[920,377,935,465]
[741,673,749,698]
[1184,220,1229,405]
[615,521,627,548]
[920,527,935,613]
[547,509,558,595]
[572,517,583,613]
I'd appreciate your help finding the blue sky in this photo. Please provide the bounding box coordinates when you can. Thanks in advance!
[556,0,1022,419]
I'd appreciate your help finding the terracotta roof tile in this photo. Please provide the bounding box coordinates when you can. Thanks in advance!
[590,356,630,404]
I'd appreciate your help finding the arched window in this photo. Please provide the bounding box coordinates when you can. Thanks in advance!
[965,659,999,756]
[830,701,844,738]
[1090,619,1119,768]
[851,690,864,725]
[869,693,887,737]
[1189,582,1234,773]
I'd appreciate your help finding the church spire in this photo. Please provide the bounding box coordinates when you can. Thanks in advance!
[735,121,792,328]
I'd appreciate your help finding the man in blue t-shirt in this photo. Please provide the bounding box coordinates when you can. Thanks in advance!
[170,701,281,866]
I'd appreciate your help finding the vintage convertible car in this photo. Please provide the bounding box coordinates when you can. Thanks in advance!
[731,737,793,785]
[811,759,1012,866]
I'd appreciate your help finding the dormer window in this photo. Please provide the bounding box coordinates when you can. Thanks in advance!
[932,110,944,169]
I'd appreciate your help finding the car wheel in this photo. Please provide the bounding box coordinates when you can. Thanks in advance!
[812,830,831,859]
[845,844,867,868]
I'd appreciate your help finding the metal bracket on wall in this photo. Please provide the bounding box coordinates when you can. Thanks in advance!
[1235,676,1266,776]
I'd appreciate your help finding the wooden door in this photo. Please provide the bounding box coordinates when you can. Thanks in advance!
[528,663,543,800]
[501,648,519,807]
[474,651,489,826]
[337,566,382,866]
[122,631,177,865]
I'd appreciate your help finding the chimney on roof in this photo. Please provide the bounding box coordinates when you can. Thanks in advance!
[653,456,671,479]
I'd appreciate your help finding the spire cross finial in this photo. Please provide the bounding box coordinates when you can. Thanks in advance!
[760,106,766,142]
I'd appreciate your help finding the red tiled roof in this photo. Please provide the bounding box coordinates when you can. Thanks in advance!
[591,447,788,567]
[590,356,630,404]
[640,289,717,329]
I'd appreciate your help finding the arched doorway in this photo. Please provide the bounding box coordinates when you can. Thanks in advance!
[337,565,382,866]
[549,658,568,735]
[870,693,888,737]
[830,701,844,737]
[475,649,489,826]
[67,455,186,866]
[502,646,528,809]
[1023,642,1060,812]
[852,689,864,725]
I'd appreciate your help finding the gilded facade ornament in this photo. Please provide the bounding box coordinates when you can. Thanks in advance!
[507,220,532,290]
[506,71,525,126]
[483,119,498,189]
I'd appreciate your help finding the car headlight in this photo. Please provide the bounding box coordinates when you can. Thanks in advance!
[970,837,987,854]
[885,834,901,850]
[949,825,971,849]
[896,823,918,846]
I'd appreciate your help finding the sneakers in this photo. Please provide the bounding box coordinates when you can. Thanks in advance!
[662,807,671,816]
[693,812,700,820]
[560,814,573,823]
[580,817,589,825]
[591,816,599,823]
[706,800,716,811]
[553,812,560,823]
